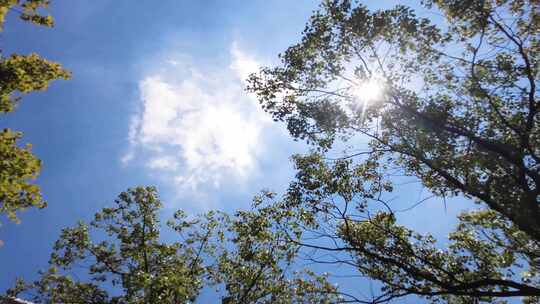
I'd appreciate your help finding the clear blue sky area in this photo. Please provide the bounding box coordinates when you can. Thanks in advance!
[0,1,472,302]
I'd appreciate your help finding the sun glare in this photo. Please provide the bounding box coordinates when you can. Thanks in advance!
[352,78,385,104]
[350,77,386,121]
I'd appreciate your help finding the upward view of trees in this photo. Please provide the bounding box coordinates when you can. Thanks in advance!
[247,0,540,302]
[6,187,338,303]
[2,0,539,303]
[0,0,69,229]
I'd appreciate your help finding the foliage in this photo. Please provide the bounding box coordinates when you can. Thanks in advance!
[6,187,339,304]
[248,0,540,302]
[0,129,43,223]
[0,0,54,29]
[209,192,340,304]
[0,0,69,227]
[0,53,70,113]
[7,187,206,303]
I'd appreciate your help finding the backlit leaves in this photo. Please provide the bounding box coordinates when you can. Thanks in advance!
[249,0,540,302]
[0,0,69,228]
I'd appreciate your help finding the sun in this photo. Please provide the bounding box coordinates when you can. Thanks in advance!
[352,78,385,104]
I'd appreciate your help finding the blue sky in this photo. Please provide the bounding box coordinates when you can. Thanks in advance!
[0,1,471,302]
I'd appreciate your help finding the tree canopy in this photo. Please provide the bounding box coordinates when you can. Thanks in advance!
[246,0,540,302]
[6,187,339,304]
[0,0,70,228]
[2,0,540,303]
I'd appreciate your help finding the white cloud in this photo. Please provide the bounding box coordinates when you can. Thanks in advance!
[123,42,270,193]
[148,156,179,171]
[230,42,260,83]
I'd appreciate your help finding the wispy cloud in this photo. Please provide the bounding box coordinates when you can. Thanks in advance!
[230,42,260,84]
[123,42,269,194]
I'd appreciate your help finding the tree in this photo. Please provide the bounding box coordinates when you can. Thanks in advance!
[6,187,208,303]
[248,0,539,302]
[0,0,70,228]
[0,0,55,28]
[208,191,339,304]
[6,187,339,303]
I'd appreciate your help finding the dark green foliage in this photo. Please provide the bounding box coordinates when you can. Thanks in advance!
[248,0,540,302]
